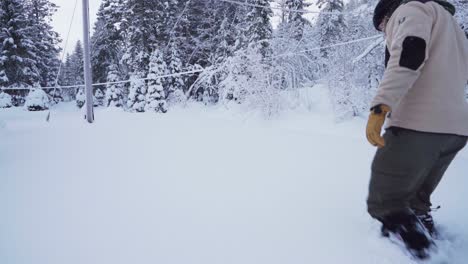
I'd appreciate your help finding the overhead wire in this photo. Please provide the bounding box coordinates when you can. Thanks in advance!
[52,0,79,89]
[3,69,205,90]
[274,35,382,58]
[46,0,79,121]
[1,34,383,92]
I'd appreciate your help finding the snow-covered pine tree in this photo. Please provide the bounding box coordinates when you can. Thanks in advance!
[126,72,147,112]
[145,49,168,113]
[166,42,185,95]
[182,0,239,66]
[215,8,237,62]
[210,1,248,63]
[91,0,126,83]
[171,1,236,101]
[316,0,346,59]
[0,0,41,88]
[165,0,190,59]
[69,41,84,86]
[63,41,84,101]
[183,0,211,66]
[26,0,61,87]
[453,0,468,37]
[105,64,124,107]
[285,0,311,41]
[58,54,76,101]
[58,54,72,86]
[190,0,276,105]
[122,0,167,111]
[0,4,6,85]
[122,0,166,69]
[242,0,273,58]
[163,0,191,98]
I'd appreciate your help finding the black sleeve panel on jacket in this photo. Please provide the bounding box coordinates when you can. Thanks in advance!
[399,36,427,70]
[385,46,390,68]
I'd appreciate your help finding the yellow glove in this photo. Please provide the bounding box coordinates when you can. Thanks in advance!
[366,104,391,148]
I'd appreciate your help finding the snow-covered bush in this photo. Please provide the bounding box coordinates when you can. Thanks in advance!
[167,89,187,107]
[322,2,385,120]
[271,23,321,90]
[76,89,85,108]
[191,47,285,116]
[10,94,26,107]
[0,91,13,108]
[94,88,105,107]
[25,88,50,111]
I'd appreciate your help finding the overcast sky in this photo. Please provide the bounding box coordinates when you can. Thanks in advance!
[51,0,102,56]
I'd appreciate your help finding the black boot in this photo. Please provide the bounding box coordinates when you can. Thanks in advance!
[379,211,433,259]
[416,211,438,238]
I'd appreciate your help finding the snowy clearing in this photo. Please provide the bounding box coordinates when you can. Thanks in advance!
[0,87,467,264]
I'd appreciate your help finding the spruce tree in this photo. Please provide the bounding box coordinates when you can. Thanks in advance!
[126,72,146,112]
[285,0,311,41]
[453,0,468,37]
[123,0,166,71]
[316,0,346,59]
[215,14,236,62]
[59,54,76,101]
[242,0,273,58]
[69,41,84,86]
[105,64,124,107]
[122,0,167,111]
[59,54,73,86]
[26,0,61,87]
[183,0,229,66]
[91,0,126,83]
[145,50,168,113]
[166,42,185,94]
[0,0,40,88]
[212,1,242,62]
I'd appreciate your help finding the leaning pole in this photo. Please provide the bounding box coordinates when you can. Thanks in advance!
[82,0,94,123]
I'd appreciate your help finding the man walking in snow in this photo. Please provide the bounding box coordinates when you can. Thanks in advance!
[366,0,468,258]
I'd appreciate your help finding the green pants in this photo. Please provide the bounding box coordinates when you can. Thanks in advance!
[367,127,467,219]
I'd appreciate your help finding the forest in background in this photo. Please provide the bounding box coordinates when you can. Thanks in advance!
[1,0,467,118]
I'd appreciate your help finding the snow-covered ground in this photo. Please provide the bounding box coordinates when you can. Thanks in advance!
[1,87,467,264]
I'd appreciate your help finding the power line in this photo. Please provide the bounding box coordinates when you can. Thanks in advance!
[53,0,79,87]
[1,35,383,92]
[46,0,79,122]
[2,69,204,91]
[275,35,382,58]
[219,0,359,15]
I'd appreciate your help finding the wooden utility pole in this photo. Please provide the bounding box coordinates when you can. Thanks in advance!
[82,0,94,123]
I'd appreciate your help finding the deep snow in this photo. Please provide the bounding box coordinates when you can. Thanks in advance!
[0,87,467,264]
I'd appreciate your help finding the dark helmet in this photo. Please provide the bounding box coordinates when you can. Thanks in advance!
[373,0,403,31]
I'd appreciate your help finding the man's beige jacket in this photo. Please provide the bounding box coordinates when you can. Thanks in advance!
[372,1,468,136]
